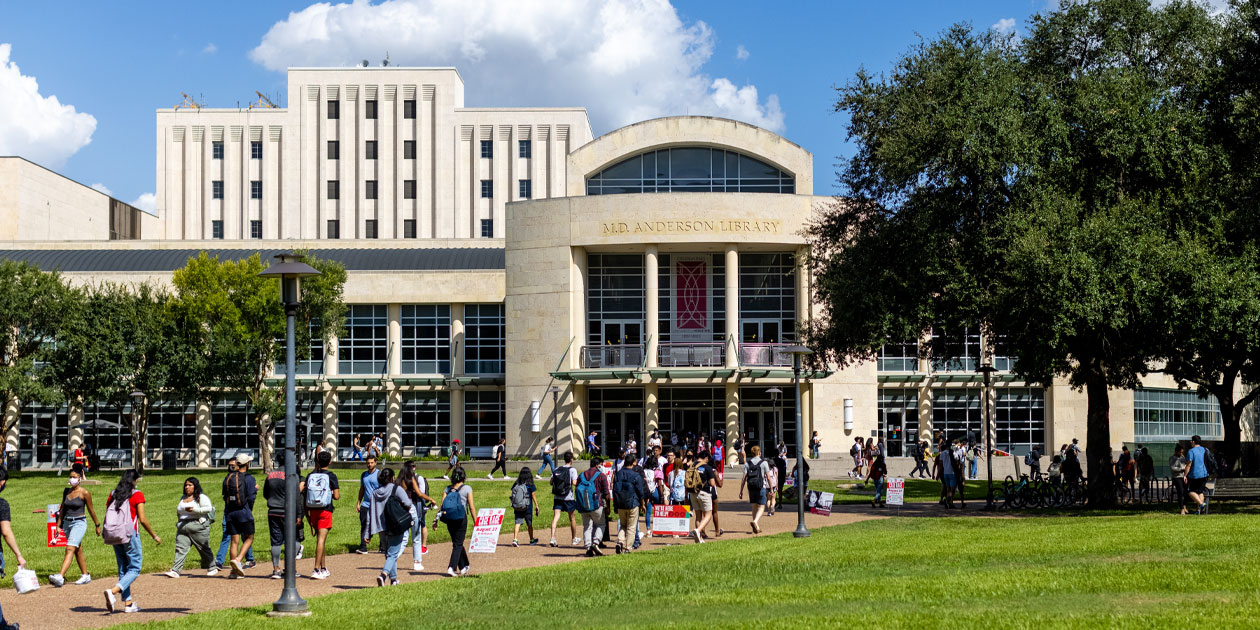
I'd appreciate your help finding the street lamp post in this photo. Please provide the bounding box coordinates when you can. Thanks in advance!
[978,361,998,510]
[766,387,783,456]
[548,385,562,450]
[782,345,813,538]
[259,253,320,617]
[130,391,144,471]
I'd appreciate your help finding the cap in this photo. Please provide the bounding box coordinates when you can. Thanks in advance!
[235,453,253,465]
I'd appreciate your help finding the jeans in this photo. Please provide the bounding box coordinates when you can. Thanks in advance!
[615,507,638,548]
[874,477,886,502]
[810,445,820,459]
[970,458,979,479]
[538,454,555,477]
[381,533,406,579]
[172,519,213,573]
[645,489,661,533]
[580,509,606,547]
[401,505,424,560]
[112,535,142,602]
[351,448,363,461]
[447,519,469,571]
[216,518,253,566]
[359,508,383,551]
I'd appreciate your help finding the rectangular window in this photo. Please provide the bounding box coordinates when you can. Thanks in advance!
[365,100,377,119]
[739,252,797,343]
[250,220,261,239]
[337,394,386,449]
[338,305,388,375]
[931,389,982,446]
[518,140,531,158]
[931,328,981,372]
[327,180,340,200]
[1134,388,1223,442]
[211,220,224,240]
[327,219,340,239]
[365,180,378,200]
[365,140,377,160]
[327,140,339,160]
[401,392,450,451]
[878,339,919,372]
[212,141,224,160]
[212,180,224,199]
[250,180,262,200]
[364,219,378,239]
[403,99,416,119]
[993,335,1018,372]
[403,140,415,159]
[274,318,325,376]
[480,180,492,198]
[464,390,505,448]
[995,388,1046,456]
[518,179,531,199]
[586,253,647,350]
[146,400,197,452]
[480,219,493,238]
[250,141,262,160]
[404,180,416,199]
[480,140,493,159]
[403,219,417,238]
[465,304,505,374]
[401,305,451,374]
[212,397,257,450]
[327,100,339,119]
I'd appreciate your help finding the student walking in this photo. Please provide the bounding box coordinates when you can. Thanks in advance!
[510,468,539,546]
[222,454,257,578]
[351,433,364,461]
[641,455,664,542]
[304,450,341,579]
[1170,444,1189,515]
[0,469,24,629]
[537,438,556,478]
[765,455,779,516]
[688,451,721,543]
[397,461,434,570]
[866,453,888,508]
[1186,435,1213,513]
[489,438,509,479]
[575,457,611,556]
[49,464,99,586]
[356,455,384,554]
[547,451,581,547]
[102,470,161,614]
[162,477,215,578]
[667,454,688,509]
[442,440,462,480]
[738,445,772,533]
[263,454,305,580]
[439,466,476,576]
[612,456,648,554]
[934,444,957,509]
[367,467,414,587]
[214,458,253,570]
[809,431,822,459]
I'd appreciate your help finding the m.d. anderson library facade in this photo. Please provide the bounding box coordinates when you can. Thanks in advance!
[0,67,1247,469]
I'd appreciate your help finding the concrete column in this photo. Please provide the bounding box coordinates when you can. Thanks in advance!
[387,303,402,376]
[645,245,659,368]
[386,388,402,457]
[801,382,814,440]
[196,399,212,467]
[67,404,84,451]
[645,382,659,434]
[3,398,18,454]
[725,244,739,368]
[725,382,739,450]
[918,383,933,440]
[449,389,465,445]
[322,390,339,456]
[795,246,810,337]
[325,331,339,377]
[451,303,466,376]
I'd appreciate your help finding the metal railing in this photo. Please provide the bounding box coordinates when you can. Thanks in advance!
[579,344,645,369]
[739,343,795,367]
[657,341,726,367]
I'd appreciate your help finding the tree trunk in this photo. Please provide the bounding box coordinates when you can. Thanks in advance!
[1217,393,1241,475]
[131,408,148,475]
[257,411,273,473]
[1084,368,1114,507]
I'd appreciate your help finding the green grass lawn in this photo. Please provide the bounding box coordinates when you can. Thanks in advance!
[111,511,1260,629]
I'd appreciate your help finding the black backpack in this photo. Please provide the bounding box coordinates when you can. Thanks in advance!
[1205,450,1219,476]
[551,466,572,496]
[382,486,413,536]
[612,468,640,510]
[745,461,764,491]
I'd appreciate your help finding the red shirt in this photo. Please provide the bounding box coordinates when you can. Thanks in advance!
[106,490,146,529]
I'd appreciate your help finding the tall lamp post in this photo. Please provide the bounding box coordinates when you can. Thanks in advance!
[548,385,562,449]
[766,387,783,455]
[783,345,813,538]
[130,391,144,470]
[977,361,998,510]
[259,253,320,617]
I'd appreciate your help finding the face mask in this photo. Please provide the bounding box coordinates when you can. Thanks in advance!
[69,478,81,487]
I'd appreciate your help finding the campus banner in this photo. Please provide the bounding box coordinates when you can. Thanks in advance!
[886,478,906,506]
[469,508,506,553]
[651,504,691,536]
[672,255,712,342]
[46,503,66,547]
[807,491,833,516]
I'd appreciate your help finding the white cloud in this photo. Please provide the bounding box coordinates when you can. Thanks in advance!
[993,18,1016,34]
[202,43,218,54]
[129,192,156,214]
[0,43,96,169]
[249,0,785,134]
[1151,0,1230,14]
[89,182,112,196]
[735,44,749,61]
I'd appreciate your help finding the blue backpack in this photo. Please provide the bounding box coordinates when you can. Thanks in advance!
[574,471,601,513]
[440,486,467,523]
[670,470,687,503]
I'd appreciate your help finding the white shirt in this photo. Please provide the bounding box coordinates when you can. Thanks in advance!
[648,437,662,448]
[542,443,554,456]
[938,451,955,476]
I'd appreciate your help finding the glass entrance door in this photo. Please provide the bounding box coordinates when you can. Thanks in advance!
[881,408,906,457]
[600,320,643,367]
[741,408,782,457]
[602,410,642,458]
[741,319,781,343]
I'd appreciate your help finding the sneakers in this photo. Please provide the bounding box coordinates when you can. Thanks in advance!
[512,539,519,547]
[615,543,623,555]
[591,545,604,556]
[206,567,219,576]
[487,474,494,480]
[355,547,369,555]
[104,589,117,613]
[442,475,450,481]
[571,537,582,547]
[49,573,65,587]
[376,573,387,587]
[585,547,595,557]
[310,568,328,580]
[244,560,257,570]
[271,570,284,580]
[632,540,641,550]
[230,559,245,577]
[459,566,470,575]
[446,568,458,578]
[296,544,304,561]
[529,538,539,545]
[390,579,399,586]
[74,574,92,585]
[162,570,179,579]
[412,561,424,571]
[549,538,558,547]
[123,603,140,614]
[692,529,705,543]
[535,475,542,480]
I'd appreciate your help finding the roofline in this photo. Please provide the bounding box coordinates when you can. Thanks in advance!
[575,116,809,155]
[0,156,149,215]
[288,66,463,81]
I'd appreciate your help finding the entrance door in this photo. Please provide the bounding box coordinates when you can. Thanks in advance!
[741,408,782,457]
[600,320,643,367]
[741,319,781,344]
[602,410,642,458]
[35,412,56,464]
[665,409,715,449]
[881,408,905,457]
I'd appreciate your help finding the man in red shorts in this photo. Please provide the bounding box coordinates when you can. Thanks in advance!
[303,450,340,579]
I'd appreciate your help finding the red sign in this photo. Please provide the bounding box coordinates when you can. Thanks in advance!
[675,259,709,331]
[651,504,691,536]
[46,503,66,547]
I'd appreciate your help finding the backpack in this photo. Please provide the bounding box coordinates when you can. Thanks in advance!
[550,466,572,497]
[382,486,413,536]
[850,443,860,457]
[223,471,246,510]
[669,470,687,502]
[613,468,640,510]
[102,493,135,546]
[1205,450,1218,476]
[305,471,332,509]
[745,461,764,491]
[510,483,531,510]
[685,465,703,493]
[574,470,601,513]
[440,486,467,523]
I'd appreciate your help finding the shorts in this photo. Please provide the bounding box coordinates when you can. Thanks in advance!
[1188,477,1208,495]
[553,499,577,513]
[748,487,766,506]
[307,508,334,530]
[225,510,255,537]
[943,473,956,489]
[691,492,713,513]
[64,518,87,547]
[267,514,306,543]
[513,508,533,526]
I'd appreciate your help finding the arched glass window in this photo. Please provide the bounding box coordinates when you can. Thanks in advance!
[586,147,794,195]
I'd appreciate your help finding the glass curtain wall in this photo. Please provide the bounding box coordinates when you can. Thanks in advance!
[995,388,1046,456]
[339,305,388,375]
[337,393,387,449]
[738,253,797,344]
[464,390,505,448]
[402,305,451,374]
[1134,389,1222,442]
[464,304,505,375]
[586,147,795,195]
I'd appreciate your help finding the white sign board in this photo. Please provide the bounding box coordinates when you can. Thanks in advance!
[886,477,906,506]
[469,508,506,553]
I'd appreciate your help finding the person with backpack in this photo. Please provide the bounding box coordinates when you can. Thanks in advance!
[214,458,253,571]
[509,467,539,546]
[866,453,888,508]
[537,437,556,479]
[809,431,822,460]
[49,464,99,586]
[0,469,25,629]
[641,455,664,543]
[765,455,779,516]
[546,450,581,547]
[612,454,648,554]
[222,454,257,578]
[489,438,509,480]
[442,440,462,480]
[304,450,341,580]
[162,477,215,578]
[1186,435,1214,513]
[667,453,689,511]
[738,445,772,533]
[438,466,476,577]
[262,452,305,580]
[102,470,160,614]
[397,461,434,570]
[356,454,383,554]
[688,451,722,542]
[366,467,414,586]
[575,457,611,556]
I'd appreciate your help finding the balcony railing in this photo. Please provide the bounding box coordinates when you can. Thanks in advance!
[579,344,645,369]
[739,343,795,367]
[658,342,726,367]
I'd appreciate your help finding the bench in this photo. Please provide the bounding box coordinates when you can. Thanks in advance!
[1208,477,1260,503]
[467,446,494,459]
[98,449,130,469]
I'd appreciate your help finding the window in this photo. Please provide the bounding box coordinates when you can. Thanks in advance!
[211,220,224,239]
[337,394,386,449]
[586,147,795,195]
[212,397,257,450]
[480,180,492,198]
[339,305,388,375]
[327,100,340,119]
[250,220,262,239]
[365,180,378,200]
[403,140,415,159]
[403,99,416,119]
[465,304,505,374]
[464,390,505,448]
[480,140,493,159]
[250,141,262,160]
[878,339,919,371]
[401,392,450,450]
[365,140,377,160]
[327,140,339,160]
[931,328,981,372]
[403,219,417,238]
[327,180,339,200]
[993,335,1018,372]
[932,390,982,444]
[404,180,416,199]
[401,305,451,373]
[518,140,531,158]
[327,219,340,239]
[364,219,378,239]
[739,253,797,343]
[212,181,224,200]
[1134,388,1222,442]
[480,219,493,238]
[878,391,919,457]
[995,388,1046,456]
[212,141,224,160]
[250,180,262,200]
[586,253,646,349]
[365,100,377,119]
[274,318,325,376]
[518,179,531,199]
[146,400,197,452]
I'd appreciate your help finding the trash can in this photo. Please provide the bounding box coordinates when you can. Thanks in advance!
[6,452,19,471]
[88,454,100,473]
[163,449,178,471]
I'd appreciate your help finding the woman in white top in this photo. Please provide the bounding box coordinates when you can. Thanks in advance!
[164,477,216,577]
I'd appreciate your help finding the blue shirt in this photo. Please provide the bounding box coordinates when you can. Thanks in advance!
[1186,445,1209,480]
[360,469,380,508]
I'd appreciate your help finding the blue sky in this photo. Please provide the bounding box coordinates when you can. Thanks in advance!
[0,1,1049,210]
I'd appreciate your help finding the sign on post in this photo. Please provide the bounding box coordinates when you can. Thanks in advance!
[886,477,906,506]
[650,504,691,537]
[807,490,833,516]
[46,503,66,547]
[469,508,506,553]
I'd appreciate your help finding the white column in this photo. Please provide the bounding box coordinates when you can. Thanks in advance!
[325,331,339,377]
[452,303,466,376]
[67,404,84,452]
[388,303,402,376]
[645,383,659,434]
[386,388,402,457]
[322,390,339,456]
[725,244,740,368]
[196,399,212,467]
[645,245,659,368]
[796,245,810,338]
